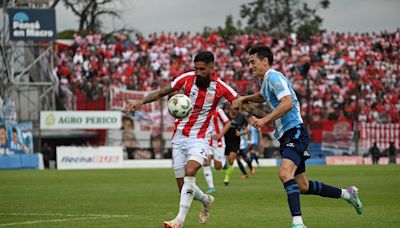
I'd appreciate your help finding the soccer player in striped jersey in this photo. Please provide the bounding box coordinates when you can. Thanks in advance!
[233,45,363,228]
[202,107,231,194]
[125,51,265,228]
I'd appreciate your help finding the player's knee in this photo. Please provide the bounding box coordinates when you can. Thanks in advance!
[278,169,293,183]
[214,161,222,170]
[204,160,210,166]
[185,166,198,176]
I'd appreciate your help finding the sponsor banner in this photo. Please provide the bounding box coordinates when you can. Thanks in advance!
[109,87,174,148]
[40,111,121,129]
[57,146,123,170]
[363,157,400,165]
[8,8,57,41]
[321,120,354,155]
[326,156,364,165]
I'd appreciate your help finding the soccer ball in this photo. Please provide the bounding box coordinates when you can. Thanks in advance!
[167,94,193,119]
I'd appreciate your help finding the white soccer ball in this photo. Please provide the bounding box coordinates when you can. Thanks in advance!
[167,94,193,119]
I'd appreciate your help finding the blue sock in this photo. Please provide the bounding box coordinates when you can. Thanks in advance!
[306,180,341,198]
[284,179,301,216]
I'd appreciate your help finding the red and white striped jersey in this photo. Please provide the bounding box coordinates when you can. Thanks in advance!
[209,107,230,148]
[170,71,237,141]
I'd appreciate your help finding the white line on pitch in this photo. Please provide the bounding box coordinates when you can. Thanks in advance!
[0,213,129,217]
[0,213,129,227]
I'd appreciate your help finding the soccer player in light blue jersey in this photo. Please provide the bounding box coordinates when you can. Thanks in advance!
[233,45,363,228]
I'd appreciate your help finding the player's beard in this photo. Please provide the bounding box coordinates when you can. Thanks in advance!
[195,75,211,88]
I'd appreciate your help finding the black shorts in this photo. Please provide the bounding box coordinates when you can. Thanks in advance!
[279,124,310,176]
[238,149,248,158]
[225,138,240,155]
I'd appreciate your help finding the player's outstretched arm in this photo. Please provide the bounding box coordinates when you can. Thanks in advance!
[124,85,175,113]
[241,102,267,119]
[250,95,293,128]
[232,92,264,110]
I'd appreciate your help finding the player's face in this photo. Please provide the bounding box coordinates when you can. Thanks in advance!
[0,128,6,145]
[194,61,213,88]
[12,132,18,142]
[248,54,268,79]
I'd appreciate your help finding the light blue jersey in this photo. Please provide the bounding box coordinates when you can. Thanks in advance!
[259,69,303,139]
[248,125,259,145]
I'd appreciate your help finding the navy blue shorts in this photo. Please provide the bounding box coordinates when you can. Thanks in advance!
[279,124,310,176]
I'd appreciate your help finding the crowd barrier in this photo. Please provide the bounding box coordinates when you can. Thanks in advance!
[0,154,42,169]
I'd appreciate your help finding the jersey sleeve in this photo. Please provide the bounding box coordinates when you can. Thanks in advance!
[170,71,193,90]
[217,108,230,124]
[268,73,291,100]
[217,79,238,102]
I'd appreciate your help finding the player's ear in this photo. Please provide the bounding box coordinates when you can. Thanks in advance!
[263,57,269,67]
[207,62,215,71]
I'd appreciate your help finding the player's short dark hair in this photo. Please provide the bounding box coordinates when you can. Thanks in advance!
[0,124,5,130]
[249,45,273,65]
[194,51,214,64]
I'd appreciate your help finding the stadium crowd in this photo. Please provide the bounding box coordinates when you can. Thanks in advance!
[55,30,400,123]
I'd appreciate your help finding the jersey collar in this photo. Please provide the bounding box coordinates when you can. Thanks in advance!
[264,68,272,81]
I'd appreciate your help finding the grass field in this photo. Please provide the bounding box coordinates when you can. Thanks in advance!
[1,165,400,227]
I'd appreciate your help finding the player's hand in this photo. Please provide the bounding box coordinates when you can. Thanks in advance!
[232,96,245,110]
[213,134,222,140]
[124,101,143,113]
[249,116,271,128]
[235,130,241,137]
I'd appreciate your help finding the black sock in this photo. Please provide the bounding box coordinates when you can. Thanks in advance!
[237,160,247,175]
[245,160,253,170]
[306,180,341,198]
[284,179,301,216]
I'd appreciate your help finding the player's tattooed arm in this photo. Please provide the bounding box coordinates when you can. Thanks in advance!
[143,85,175,104]
[241,102,267,118]
[125,85,175,113]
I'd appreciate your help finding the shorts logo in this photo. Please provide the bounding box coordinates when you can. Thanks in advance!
[286,142,295,147]
[303,151,310,156]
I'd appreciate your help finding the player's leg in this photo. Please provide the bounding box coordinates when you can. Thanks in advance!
[212,147,225,170]
[164,139,210,227]
[186,140,214,224]
[164,142,187,228]
[296,168,363,215]
[279,158,304,227]
[241,149,254,175]
[203,154,215,193]
[249,143,260,167]
[224,150,237,185]
[236,153,248,178]
[174,160,206,225]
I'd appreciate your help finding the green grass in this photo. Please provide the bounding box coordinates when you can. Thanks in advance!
[1,165,400,227]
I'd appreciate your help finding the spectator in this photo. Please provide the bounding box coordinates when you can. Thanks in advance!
[54,31,400,125]
[387,142,397,164]
[369,142,381,164]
